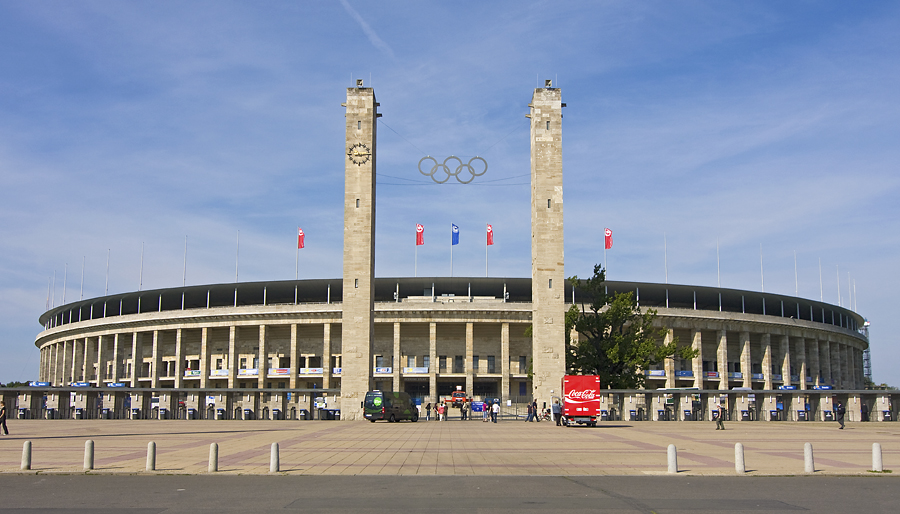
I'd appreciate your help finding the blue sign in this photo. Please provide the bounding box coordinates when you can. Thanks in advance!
[107,382,126,388]
[70,382,91,387]
[778,385,797,390]
[472,401,485,412]
[28,381,50,387]
[812,385,833,390]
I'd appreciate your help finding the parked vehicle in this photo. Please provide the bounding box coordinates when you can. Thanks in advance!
[563,375,601,427]
[363,391,419,423]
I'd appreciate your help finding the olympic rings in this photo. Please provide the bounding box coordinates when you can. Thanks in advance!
[418,156,488,184]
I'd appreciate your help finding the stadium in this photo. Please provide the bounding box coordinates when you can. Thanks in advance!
[22,83,885,424]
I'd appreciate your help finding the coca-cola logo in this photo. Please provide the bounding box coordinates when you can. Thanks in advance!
[566,389,596,400]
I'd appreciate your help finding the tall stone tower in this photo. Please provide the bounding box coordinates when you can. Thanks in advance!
[340,80,379,420]
[529,81,566,406]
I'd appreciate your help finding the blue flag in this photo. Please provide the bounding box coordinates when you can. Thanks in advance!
[451,224,459,245]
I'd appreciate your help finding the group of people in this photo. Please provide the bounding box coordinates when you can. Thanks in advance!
[525,399,567,425]
[423,400,500,422]
[714,400,849,430]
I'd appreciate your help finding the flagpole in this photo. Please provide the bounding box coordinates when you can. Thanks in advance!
[663,234,668,284]
[183,236,188,287]
[485,226,488,278]
[716,238,720,287]
[759,243,764,293]
[79,256,85,300]
[62,263,67,304]
[818,257,823,301]
[450,223,453,278]
[415,244,418,278]
[235,230,239,283]
[139,242,144,291]
[794,250,798,296]
[105,249,110,296]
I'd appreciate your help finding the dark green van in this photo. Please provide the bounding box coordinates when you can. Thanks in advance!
[363,391,419,422]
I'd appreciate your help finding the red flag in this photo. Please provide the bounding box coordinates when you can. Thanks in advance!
[604,228,613,250]
[416,224,424,246]
[297,227,305,249]
[486,224,494,246]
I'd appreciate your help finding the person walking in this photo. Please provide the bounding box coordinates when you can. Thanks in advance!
[425,402,431,421]
[525,401,534,422]
[715,403,726,430]
[483,401,490,422]
[0,400,9,435]
[461,402,468,421]
[835,401,846,429]
[437,402,445,421]
[552,400,562,426]
[491,400,500,423]
[532,400,540,422]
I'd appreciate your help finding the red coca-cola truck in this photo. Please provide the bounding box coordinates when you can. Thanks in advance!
[563,375,601,427]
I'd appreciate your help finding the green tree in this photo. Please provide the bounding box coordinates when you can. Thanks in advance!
[566,264,697,389]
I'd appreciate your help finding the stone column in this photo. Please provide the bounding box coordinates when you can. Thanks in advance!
[111,334,121,383]
[465,322,474,397]
[174,329,184,389]
[257,325,267,389]
[322,324,332,389]
[762,334,772,390]
[429,322,437,403]
[841,344,850,388]
[289,324,299,389]
[796,337,807,390]
[664,329,675,389]
[501,322,510,400]
[95,335,106,384]
[150,331,161,388]
[199,327,209,388]
[227,326,237,388]
[130,333,141,387]
[820,340,832,386]
[393,322,401,392]
[780,335,791,387]
[717,330,728,390]
[830,341,841,388]
[83,337,94,382]
[691,329,703,389]
[808,339,820,387]
[740,331,751,388]
[339,83,378,420]
[71,339,81,383]
[529,83,566,407]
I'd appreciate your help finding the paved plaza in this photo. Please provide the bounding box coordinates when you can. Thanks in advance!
[1,418,898,476]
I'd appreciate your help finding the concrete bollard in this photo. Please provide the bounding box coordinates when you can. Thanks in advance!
[209,443,218,473]
[270,443,280,473]
[873,443,883,472]
[21,441,32,470]
[146,441,156,471]
[804,442,815,473]
[735,443,745,474]
[84,440,94,470]
[667,444,678,474]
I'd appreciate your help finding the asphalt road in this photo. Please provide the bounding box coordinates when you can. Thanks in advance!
[0,475,896,513]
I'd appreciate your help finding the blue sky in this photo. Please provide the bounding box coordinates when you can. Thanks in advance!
[1,1,898,385]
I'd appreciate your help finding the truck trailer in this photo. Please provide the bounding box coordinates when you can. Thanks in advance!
[563,375,601,427]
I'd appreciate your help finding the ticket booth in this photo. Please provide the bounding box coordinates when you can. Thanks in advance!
[45,391,70,419]
[260,390,287,420]
[71,389,100,419]
[18,391,45,419]
[155,392,178,419]
[183,391,202,419]
[130,392,150,419]
[876,394,893,421]
[235,391,259,420]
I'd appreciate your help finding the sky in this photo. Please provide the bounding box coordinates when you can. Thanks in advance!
[1,1,898,386]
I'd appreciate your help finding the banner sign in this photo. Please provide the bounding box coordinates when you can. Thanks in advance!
[28,381,50,387]
[403,367,429,374]
[70,382,91,387]
[646,370,666,377]
[238,369,259,376]
[675,370,694,377]
[107,383,126,388]
[705,371,719,378]
[184,370,201,377]
[778,385,797,390]
[268,368,290,376]
[210,370,229,377]
[299,368,324,374]
[332,367,342,374]
[374,367,392,374]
